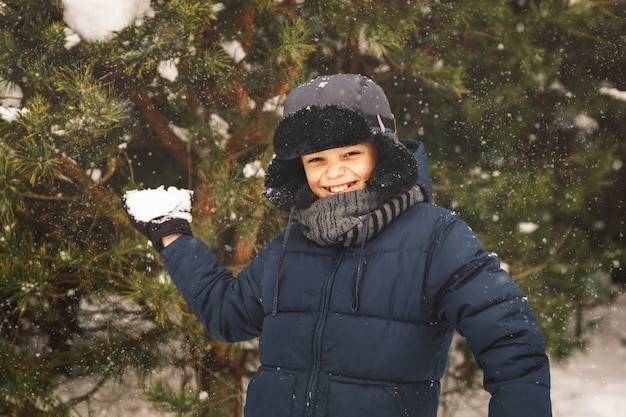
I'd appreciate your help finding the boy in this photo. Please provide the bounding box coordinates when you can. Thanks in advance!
[124,74,552,417]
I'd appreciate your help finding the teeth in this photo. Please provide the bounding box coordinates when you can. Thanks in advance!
[328,184,350,193]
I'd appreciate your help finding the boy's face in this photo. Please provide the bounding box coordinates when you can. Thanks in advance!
[301,143,378,199]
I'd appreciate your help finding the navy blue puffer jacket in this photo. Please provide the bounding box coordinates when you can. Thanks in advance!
[160,142,551,417]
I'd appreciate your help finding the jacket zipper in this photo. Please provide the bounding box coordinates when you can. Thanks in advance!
[304,250,344,417]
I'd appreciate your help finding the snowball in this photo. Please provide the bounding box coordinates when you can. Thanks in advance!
[222,40,246,63]
[0,106,27,122]
[574,114,598,135]
[518,222,539,234]
[124,186,193,223]
[169,123,188,142]
[263,95,285,114]
[64,28,81,49]
[87,168,102,182]
[158,58,179,82]
[210,113,230,139]
[62,0,154,42]
[0,80,23,107]
[243,160,265,178]
[600,86,626,101]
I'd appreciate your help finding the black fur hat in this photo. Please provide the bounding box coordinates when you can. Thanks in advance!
[264,74,418,211]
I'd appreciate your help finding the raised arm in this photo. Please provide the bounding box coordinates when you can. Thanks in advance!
[160,235,265,342]
[122,186,265,342]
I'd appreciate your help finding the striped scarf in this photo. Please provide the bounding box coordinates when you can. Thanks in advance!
[297,185,424,247]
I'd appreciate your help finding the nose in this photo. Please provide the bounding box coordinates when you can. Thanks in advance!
[324,159,345,180]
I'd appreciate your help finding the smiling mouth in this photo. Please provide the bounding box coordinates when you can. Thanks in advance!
[324,182,357,194]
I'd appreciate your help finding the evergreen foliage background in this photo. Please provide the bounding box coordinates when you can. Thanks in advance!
[0,0,624,416]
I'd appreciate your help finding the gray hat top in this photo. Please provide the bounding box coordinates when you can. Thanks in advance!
[283,74,396,134]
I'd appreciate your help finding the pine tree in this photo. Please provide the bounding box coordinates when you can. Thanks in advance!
[419,0,626,358]
[0,0,624,416]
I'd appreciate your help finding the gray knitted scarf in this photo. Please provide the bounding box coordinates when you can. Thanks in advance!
[297,185,425,247]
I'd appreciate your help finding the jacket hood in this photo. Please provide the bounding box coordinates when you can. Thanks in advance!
[403,139,432,203]
[264,74,424,211]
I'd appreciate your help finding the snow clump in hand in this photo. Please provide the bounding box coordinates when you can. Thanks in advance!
[124,186,193,223]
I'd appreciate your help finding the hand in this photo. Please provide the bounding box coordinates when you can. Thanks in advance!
[122,186,194,250]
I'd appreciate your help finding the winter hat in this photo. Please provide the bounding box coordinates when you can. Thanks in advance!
[264,74,419,211]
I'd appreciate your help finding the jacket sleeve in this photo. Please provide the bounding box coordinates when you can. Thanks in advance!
[160,235,266,342]
[427,213,552,417]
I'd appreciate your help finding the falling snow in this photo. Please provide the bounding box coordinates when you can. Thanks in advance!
[3,1,622,416]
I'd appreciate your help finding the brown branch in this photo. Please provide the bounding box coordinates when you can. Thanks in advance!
[513,261,550,282]
[588,1,624,9]
[513,224,574,281]
[93,156,117,188]
[57,157,122,217]
[129,86,198,182]
[21,192,75,201]
[65,377,109,408]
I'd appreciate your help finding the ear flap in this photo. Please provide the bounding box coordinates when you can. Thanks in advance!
[263,158,315,211]
[367,132,419,199]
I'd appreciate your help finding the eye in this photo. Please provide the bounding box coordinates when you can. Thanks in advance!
[305,156,324,163]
